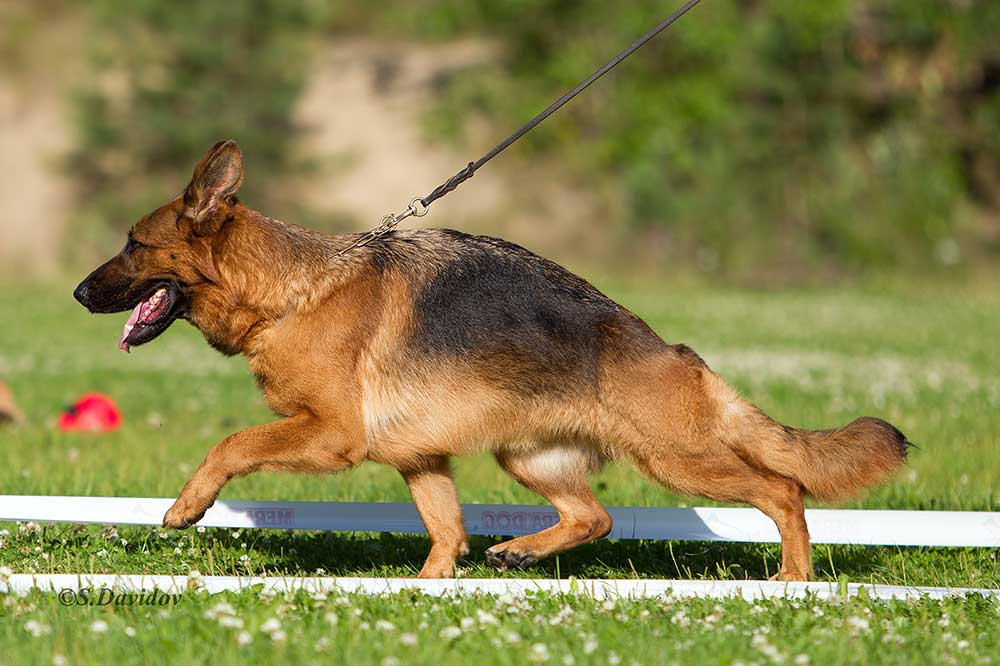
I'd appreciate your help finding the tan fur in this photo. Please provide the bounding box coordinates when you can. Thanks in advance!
[0,380,23,425]
[77,142,909,581]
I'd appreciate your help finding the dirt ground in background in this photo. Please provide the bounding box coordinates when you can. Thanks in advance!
[0,9,81,276]
[292,38,616,266]
[0,25,616,278]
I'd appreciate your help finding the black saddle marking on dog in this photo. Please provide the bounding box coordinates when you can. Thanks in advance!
[411,230,661,396]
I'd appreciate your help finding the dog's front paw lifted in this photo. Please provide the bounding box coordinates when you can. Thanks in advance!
[162,497,212,530]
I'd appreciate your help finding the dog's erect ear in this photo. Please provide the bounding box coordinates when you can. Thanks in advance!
[183,140,244,235]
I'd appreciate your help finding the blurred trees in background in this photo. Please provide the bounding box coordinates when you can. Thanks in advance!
[70,0,322,233]
[68,0,999,280]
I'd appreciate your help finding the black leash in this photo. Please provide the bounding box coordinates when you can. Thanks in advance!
[338,0,703,256]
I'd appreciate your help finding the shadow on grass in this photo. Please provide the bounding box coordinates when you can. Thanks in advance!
[245,531,914,582]
[248,531,1000,586]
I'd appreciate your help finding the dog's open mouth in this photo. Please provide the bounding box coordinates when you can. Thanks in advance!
[119,284,182,352]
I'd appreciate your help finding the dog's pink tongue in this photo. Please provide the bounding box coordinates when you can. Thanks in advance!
[119,302,143,353]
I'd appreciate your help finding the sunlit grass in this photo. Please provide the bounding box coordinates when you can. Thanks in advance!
[0,279,997,664]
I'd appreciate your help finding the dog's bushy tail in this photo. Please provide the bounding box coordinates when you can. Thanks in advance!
[767,417,911,502]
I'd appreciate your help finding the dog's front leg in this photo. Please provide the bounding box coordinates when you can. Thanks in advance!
[163,413,363,529]
[399,456,469,578]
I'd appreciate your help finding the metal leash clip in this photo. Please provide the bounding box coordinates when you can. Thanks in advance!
[336,198,429,257]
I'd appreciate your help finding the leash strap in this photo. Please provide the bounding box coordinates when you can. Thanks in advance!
[340,0,703,256]
[420,0,703,209]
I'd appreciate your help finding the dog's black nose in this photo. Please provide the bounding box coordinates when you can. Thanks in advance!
[73,281,90,307]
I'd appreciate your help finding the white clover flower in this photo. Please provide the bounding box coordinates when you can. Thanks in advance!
[270,630,287,643]
[90,620,108,634]
[24,619,51,637]
[608,651,621,666]
[562,656,575,666]
[19,522,41,537]
[196,526,206,534]
[475,610,499,626]
[400,633,418,646]
[845,616,870,634]
[382,658,400,666]
[260,618,282,634]
[324,612,338,626]
[124,626,137,637]
[528,644,550,663]
[314,637,330,653]
[503,630,522,645]
[52,655,68,666]
[376,619,396,632]
[205,602,237,619]
[439,626,462,640]
[794,655,810,665]
[583,637,598,654]
[460,617,476,631]
[219,616,244,629]
[359,621,371,631]
[236,631,252,646]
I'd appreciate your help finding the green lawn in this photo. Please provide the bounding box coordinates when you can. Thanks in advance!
[0,279,997,664]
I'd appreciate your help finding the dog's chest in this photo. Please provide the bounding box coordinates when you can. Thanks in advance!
[245,312,361,418]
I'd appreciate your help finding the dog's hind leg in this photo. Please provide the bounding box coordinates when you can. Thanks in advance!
[163,413,364,529]
[486,444,611,571]
[399,456,469,578]
[630,447,812,581]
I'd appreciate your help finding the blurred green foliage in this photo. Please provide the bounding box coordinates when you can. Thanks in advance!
[69,0,324,229]
[69,1,1000,279]
[330,0,1000,278]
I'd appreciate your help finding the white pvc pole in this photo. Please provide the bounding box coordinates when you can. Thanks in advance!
[0,495,998,548]
[2,573,997,601]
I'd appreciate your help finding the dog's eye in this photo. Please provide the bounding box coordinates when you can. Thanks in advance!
[124,235,143,254]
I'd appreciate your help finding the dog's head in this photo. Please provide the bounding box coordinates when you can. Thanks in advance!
[74,140,244,352]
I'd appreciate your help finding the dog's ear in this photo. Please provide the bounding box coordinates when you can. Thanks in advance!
[183,140,244,236]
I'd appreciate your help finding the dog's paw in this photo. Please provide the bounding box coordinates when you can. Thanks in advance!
[162,498,211,530]
[485,545,538,571]
[417,561,456,579]
[768,570,812,582]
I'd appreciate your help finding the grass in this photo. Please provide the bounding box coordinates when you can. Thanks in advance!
[1,278,998,664]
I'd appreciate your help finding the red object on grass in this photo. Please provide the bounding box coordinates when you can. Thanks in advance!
[58,393,122,432]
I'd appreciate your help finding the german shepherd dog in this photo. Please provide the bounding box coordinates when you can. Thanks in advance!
[74,141,909,580]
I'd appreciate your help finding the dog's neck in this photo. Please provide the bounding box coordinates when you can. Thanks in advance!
[184,205,367,356]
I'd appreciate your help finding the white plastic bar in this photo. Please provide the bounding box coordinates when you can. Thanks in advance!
[2,574,997,601]
[0,496,997,548]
